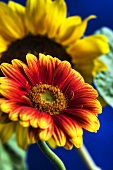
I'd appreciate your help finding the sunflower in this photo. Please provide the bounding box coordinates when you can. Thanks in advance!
[0,0,109,83]
[0,53,102,149]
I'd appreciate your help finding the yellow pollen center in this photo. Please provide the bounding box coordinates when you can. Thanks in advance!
[28,84,67,115]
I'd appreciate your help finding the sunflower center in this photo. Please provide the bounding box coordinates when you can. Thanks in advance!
[1,34,71,64]
[28,83,67,115]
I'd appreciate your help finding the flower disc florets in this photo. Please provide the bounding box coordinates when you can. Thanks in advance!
[28,83,67,115]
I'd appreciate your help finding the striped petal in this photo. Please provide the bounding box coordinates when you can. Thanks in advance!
[52,124,66,146]
[64,108,100,132]
[38,125,54,141]
[54,114,83,138]
[52,60,71,87]
[1,62,28,88]
[39,53,54,84]
[68,98,102,114]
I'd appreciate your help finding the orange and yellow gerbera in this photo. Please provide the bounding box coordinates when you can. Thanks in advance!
[0,0,109,83]
[0,53,102,149]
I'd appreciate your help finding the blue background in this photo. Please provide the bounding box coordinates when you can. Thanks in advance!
[2,0,113,169]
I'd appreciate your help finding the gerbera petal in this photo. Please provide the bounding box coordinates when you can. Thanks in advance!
[1,101,15,113]
[38,112,53,129]
[25,0,46,35]
[72,83,98,99]
[64,108,100,132]
[64,140,73,150]
[30,110,53,129]
[1,62,28,88]
[0,122,15,143]
[61,69,84,99]
[52,124,66,146]
[69,98,102,114]
[45,0,66,38]
[12,57,36,86]
[57,15,96,45]
[39,53,54,84]
[53,114,83,138]
[52,60,71,87]
[19,120,30,127]
[26,53,40,84]
[0,2,26,41]
[19,107,37,121]
[0,82,26,99]
[70,136,82,148]
[38,124,54,141]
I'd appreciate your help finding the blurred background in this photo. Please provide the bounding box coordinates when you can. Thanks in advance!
[1,0,113,169]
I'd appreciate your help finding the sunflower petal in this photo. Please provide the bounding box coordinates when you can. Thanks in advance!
[56,16,82,43]
[0,35,9,53]
[45,0,66,38]
[57,15,96,45]
[68,34,109,62]
[0,2,26,41]
[25,0,46,35]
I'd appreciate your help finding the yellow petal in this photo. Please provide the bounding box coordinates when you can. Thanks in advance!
[68,34,109,62]
[8,1,28,35]
[38,125,53,141]
[0,2,26,41]
[0,122,15,143]
[0,36,9,53]
[45,0,67,38]
[73,59,108,84]
[70,136,82,148]
[47,137,57,149]
[58,15,96,45]
[16,122,30,150]
[56,16,82,43]
[25,0,46,35]
[92,58,108,77]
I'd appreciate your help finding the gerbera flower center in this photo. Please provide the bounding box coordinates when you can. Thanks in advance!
[28,84,67,115]
[1,34,71,64]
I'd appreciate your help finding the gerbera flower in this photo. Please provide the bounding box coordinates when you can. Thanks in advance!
[0,53,102,149]
[0,0,109,83]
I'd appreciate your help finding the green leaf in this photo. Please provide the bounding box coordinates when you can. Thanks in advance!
[94,27,113,107]
[0,135,27,170]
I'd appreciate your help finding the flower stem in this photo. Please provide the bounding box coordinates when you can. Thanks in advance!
[76,143,102,170]
[37,140,66,170]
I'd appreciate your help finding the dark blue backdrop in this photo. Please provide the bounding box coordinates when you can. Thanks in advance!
[1,0,113,169]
